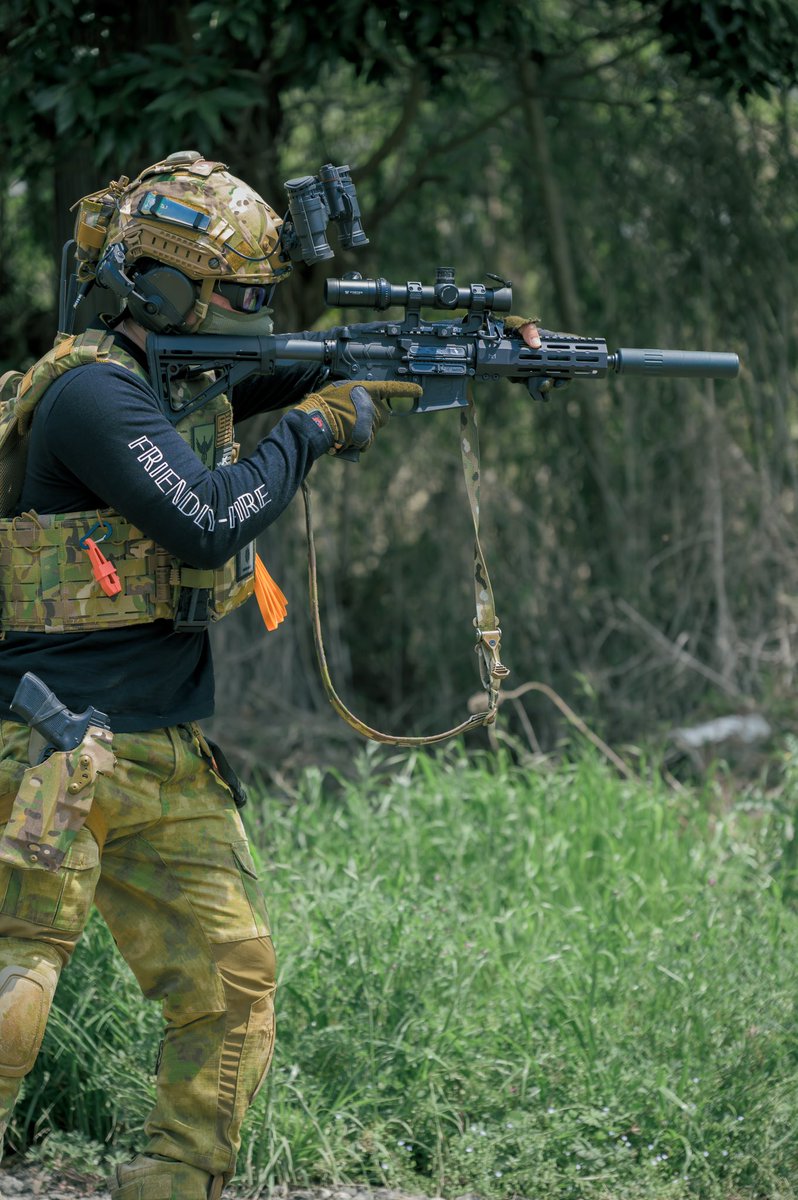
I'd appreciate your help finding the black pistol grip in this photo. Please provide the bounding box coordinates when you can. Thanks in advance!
[10,672,109,752]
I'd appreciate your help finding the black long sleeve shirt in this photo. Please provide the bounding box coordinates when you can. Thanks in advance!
[0,329,332,731]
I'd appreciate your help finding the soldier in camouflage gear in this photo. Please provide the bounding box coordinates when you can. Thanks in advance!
[0,719,274,1200]
[0,151,421,1200]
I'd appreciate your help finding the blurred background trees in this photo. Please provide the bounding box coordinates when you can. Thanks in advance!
[1,0,797,769]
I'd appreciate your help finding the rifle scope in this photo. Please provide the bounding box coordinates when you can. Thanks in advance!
[609,348,740,378]
[325,269,513,314]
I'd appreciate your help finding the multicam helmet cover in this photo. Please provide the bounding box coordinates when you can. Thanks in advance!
[108,150,288,284]
[75,150,289,288]
[70,151,290,331]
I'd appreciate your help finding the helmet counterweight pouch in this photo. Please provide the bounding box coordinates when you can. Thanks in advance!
[62,179,131,334]
[72,186,125,280]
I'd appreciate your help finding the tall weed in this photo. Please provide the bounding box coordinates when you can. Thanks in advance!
[15,746,798,1199]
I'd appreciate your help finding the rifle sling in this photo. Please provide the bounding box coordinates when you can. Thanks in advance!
[303,390,509,746]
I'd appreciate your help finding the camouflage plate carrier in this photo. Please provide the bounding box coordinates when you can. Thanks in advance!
[0,328,254,635]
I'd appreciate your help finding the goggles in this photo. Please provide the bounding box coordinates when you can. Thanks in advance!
[214,280,270,313]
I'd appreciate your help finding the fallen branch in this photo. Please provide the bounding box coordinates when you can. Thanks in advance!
[616,599,749,702]
[469,679,636,781]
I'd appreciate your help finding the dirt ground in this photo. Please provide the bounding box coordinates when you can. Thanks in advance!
[0,1162,103,1199]
[0,1165,454,1200]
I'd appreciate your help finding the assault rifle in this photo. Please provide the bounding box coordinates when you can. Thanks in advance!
[141,268,739,747]
[145,267,740,425]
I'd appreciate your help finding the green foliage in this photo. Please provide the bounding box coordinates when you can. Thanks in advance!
[647,0,798,99]
[25,1129,128,1179]
[2,0,798,748]
[6,914,160,1156]
[0,3,267,173]
[17,749,798,1198]
[0,0,541,176]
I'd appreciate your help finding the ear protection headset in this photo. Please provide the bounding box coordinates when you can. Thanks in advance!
[95,242,198,332]
[127,263,197,332]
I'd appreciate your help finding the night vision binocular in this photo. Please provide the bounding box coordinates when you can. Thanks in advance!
[280,163,368,266]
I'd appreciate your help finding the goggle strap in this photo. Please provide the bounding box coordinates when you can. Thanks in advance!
[193,276,215,324]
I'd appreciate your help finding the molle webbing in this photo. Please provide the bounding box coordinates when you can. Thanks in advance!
[1,331,125,521]
[14,329,122,433]
[0,329,255,634]
[0,512,215,633]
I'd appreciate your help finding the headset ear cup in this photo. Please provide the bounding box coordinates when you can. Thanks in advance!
[127,265,198,332]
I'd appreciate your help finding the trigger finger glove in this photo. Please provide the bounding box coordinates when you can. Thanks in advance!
[293,379,422,454]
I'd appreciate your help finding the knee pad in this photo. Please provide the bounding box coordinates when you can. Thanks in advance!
[112,1153,224,1199]
[0,940,60,1078]
[213,935,276,1007]
[212,936,276,1101]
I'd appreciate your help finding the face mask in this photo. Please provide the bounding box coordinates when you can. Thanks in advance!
[195,305,274,336]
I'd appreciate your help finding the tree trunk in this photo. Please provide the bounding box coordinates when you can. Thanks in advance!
[517,59,623,581]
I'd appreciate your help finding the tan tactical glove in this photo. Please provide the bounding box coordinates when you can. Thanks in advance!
[294,379,423,456]
[504,315,542,348]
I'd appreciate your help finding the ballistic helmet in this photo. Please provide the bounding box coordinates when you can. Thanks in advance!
[74,150,290,333]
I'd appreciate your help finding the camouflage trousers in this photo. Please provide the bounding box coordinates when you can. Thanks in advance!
[0,718,276,1188]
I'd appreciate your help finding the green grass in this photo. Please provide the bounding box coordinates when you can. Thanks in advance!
[12,743,798,1199]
